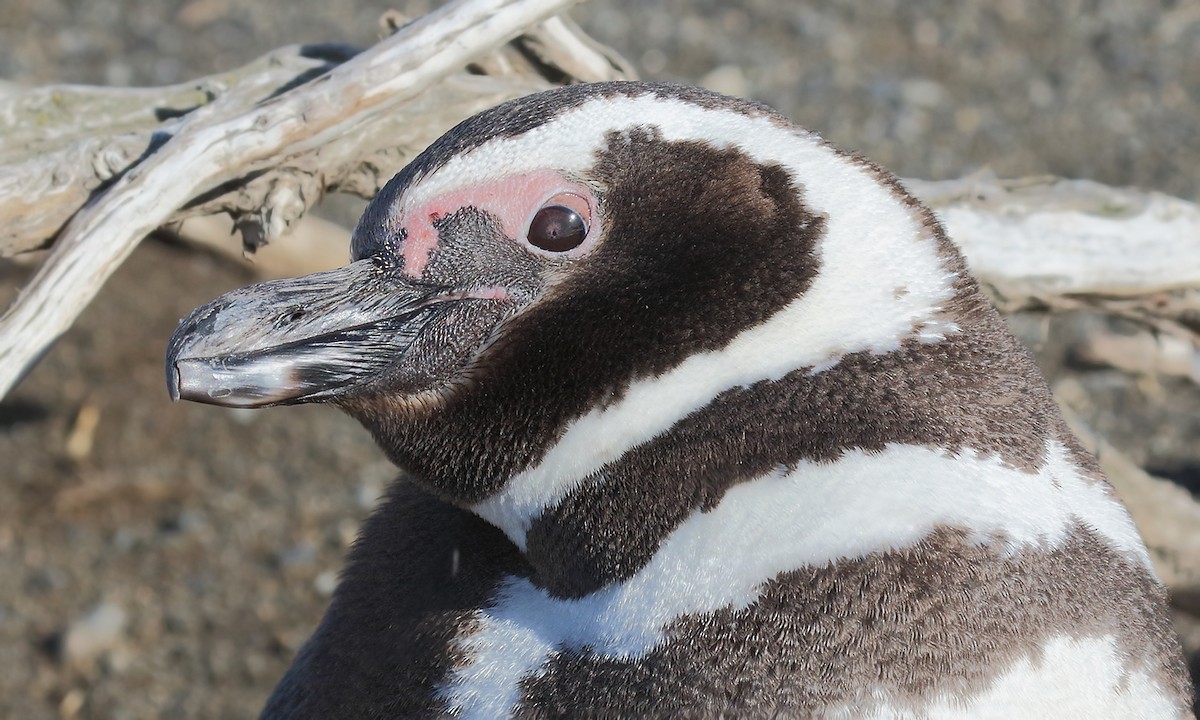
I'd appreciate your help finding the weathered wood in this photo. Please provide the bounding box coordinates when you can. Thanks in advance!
[0,0,634,398]
[908,174,1200,297]
[0,44,361,255]
[909,174,1200,386]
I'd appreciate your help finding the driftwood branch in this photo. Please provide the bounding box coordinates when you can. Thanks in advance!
[909,174,1200,297]
[0,0,633,398]
[909,175,1200,325]
[0,43,356,254]
[908,174,1200,386]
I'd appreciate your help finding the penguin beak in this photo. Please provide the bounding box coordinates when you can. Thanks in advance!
[165,260,452,408]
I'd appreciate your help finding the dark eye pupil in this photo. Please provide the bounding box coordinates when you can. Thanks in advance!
[528,205,587,252]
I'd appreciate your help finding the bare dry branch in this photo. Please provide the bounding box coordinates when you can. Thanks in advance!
[0,0,632,398]
[0,44,360,255]
[1072,328,1200,385]
[908,173,1200,297]
[908,173,1200,386]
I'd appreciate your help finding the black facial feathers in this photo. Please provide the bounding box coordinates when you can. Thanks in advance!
[346,129,823,504]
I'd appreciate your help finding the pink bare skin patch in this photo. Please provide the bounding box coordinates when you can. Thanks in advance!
[395,169,597,279]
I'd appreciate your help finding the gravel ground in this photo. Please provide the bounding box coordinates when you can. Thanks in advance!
[1,1,1198,718]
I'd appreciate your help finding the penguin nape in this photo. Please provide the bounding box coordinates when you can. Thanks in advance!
[165,82,1194,719]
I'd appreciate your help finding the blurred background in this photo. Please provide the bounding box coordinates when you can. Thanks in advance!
[0,1,1197,717]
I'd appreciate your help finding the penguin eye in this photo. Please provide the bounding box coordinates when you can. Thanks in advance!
[527,205,588,253]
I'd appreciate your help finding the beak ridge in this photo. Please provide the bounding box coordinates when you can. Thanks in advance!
[166,260,446,408]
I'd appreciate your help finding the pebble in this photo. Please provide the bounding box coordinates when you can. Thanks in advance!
[355,480,385,511]
[356,460,396,510]
[58,688,85,718]
[337,518,359,548]
[700,64,750,98]
[900,78,946,108]
[314,570,338,597]
[276,544,316,570]
[158,510,206,539]
[25,566,68,595]
[63,602,127,667]
[110,527,139,552]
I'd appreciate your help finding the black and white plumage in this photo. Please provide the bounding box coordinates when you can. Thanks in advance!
[166,82,1193,718]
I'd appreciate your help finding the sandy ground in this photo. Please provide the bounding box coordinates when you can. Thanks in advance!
[1,1,1197,718]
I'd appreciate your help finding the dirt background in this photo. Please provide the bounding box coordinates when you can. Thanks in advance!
[1,1,1198,718]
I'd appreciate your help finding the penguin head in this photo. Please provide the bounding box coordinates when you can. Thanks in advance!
[167,81,964,505]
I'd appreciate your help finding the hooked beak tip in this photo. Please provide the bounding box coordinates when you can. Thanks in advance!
[166,361,182,402]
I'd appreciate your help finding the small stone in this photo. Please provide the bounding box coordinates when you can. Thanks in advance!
[64,403,101,461]
[337,518,359,548]
[355,481,384,511]
[58,688,85,718]
[700,65,749,99]
[314,570,337,597]
[110,527,138,551]
[158,510,205,537]
[186,572,214,594]
[640,48,667,76]
[901,79,946,108]
[25,566,67,595]
[276,544,315,570]
[64,602,127,667]
[1027,78,1055,108]
[357,460,396,501]
[104,60,132,86]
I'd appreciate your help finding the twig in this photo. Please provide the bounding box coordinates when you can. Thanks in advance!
[0,0,600,398]
[908,173,1200,387]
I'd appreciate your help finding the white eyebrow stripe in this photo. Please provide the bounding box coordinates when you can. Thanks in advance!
[465,95,958,548]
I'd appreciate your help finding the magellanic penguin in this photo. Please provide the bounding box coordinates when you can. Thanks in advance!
[166,82,1194,719]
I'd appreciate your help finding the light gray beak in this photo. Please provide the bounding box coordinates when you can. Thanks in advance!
[166,260,448,408]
